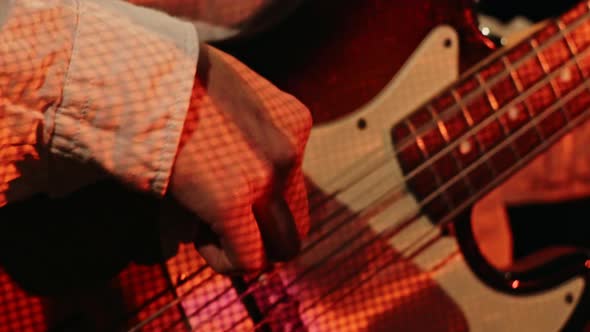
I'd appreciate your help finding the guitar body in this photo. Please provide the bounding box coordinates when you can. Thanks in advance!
[0,1,589,331]
[273,24,583,332]
[219,1,589,330]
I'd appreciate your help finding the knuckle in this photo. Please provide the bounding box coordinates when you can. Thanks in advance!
[286,94,313,141]
[266,94,313,173]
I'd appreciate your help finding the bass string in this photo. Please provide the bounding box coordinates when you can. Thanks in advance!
[210,212,436,332]
[393,7,589,153]
[161,67,590,331]
[305,5,587,210]
[180,191,420,330]
[126,7,590,330]
[126,267,219,332]
[251,89,590,332]
[126,148,398,330]
[271,97,590,328]
[249,231,446,331]
[157,167,407,331]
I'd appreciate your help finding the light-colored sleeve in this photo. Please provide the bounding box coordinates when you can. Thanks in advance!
[0,0,199,206]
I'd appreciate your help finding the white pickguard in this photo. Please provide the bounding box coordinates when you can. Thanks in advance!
[299,25,585,332]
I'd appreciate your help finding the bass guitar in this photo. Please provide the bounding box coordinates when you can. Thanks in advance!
[2,0,590,331]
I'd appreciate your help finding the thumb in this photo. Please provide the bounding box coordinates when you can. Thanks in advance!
[253,192,301,262]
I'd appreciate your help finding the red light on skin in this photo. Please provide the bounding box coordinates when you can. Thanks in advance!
[511,280,520,289]
[585,260,590,269]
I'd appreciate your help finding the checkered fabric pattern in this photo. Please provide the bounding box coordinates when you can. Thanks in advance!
[0,1,312,331]
[0,0,198,205]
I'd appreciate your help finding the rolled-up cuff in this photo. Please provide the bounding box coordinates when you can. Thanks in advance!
[51,0,199,196]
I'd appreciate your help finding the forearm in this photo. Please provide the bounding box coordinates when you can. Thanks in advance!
[0,0,198,206]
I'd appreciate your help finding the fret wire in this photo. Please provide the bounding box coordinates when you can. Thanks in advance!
[474,73,500,111]
[398,41,590,198]
[427,105,451,143]
[518,40,550,141]
[448,87,487,195]
[474,70,513,144]
[501,56,525,91]
[460,73,502,179]
[424,70,590,225]
[451,89,475,126]
[439,85,590,226]
[556,18,579,123]
[530,34,575,133]
[500,55,535,159]
[428,101,478,196]
[557,17,590,123]
[394,10,590,210]
[408,107,455,210]
[475,73,497,110]
[530,37,564,97]
[450,85,501,186]
[405,119,429,159]
[477,67,512,140]
[451,82,484,152]
[500,55,538,120]
[395,8,590,151]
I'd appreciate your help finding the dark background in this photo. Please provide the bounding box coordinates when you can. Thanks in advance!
[478,0,580,22]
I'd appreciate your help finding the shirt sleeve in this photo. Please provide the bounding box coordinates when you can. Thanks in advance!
[0,0,199,206]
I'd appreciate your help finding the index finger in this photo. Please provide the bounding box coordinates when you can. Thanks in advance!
[198,45,309,262]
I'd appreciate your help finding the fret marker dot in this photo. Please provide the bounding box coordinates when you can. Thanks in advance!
[459,140,472,155]
[508,106,520,120]
[560,68,572,82]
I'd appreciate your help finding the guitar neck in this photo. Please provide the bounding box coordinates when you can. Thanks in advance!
[391,1,590,224]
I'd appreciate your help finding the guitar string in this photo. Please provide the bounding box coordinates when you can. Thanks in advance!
[173,171,416,330]
[157,171,402,331]
[126,11,588,332]
[393,8,590,154]
[250,232,445,332]
[194,201,431,332]
[116,264,209,331]
[300,111,590,330]
[165,55,590,332]
[219,25,590,328]
[248,83,590,332]
[126,151,394,331]
[126,141,392,330]
[126,267,219,332]
[290,244,445,331]
[301,6,589,209]
[126,7,590,331]
[296,5,589,234]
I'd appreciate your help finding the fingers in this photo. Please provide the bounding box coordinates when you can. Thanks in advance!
[198,44,300,169]
[175,45,312,273]
[198,45,310,261]
[196,169,309,273]
[253,194,301,262]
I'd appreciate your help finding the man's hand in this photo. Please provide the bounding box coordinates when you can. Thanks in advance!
[168,44,312,274]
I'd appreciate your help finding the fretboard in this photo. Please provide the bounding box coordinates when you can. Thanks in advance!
[391,1,590,224]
